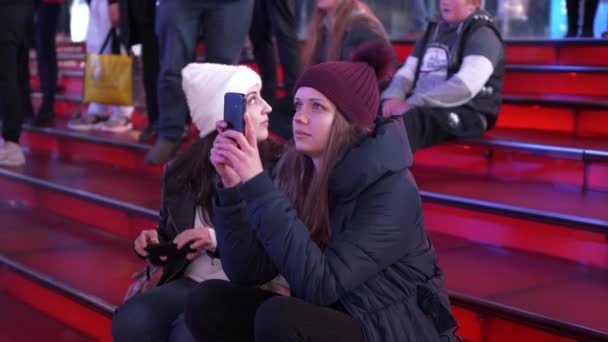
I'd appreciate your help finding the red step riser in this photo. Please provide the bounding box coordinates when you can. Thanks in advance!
[0,269,112,342]
[37,89,608,139]
[0,261,575,342]
[589,163,608,190]
[0,177,155,240]
[414,145,608,192]
[453,307,483,342]
[20,130,162,176]
[577,110,608,137]
[496,104,608,137]
[424,202,608,270]
[45,42,608,66]
[482,318,576,342]
[505,46,556,65]
[496,104,575,133]
[558,46,608,66]
[504,72,608,96]
[39,47,608,80]
[394,43,608,66]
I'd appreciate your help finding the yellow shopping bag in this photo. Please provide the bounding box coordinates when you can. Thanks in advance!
[83,29,134,105]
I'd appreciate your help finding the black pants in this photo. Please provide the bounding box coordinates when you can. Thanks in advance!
[249,0,302,104]
[0,3,34,143]
[124,0,160,128]
[185,279,365,342]
[403,106,487,152]
[566,0,599,37]
[35,1,61,112]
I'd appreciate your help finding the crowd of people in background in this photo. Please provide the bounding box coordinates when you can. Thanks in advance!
[1,0,607,167]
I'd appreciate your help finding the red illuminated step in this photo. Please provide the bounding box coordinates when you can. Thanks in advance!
[0,203,141,341]
[0,200,604,341]
[0,291,92,342]
[503,65,608,96]
[496,103,608,138]
[20,121,161,175]
[432,232,608,341]
[44,39,608,67]
[465,128,608,160]
[412,166,608,269]
[393,39,608,66]
[0,151,158,239]
[414,128,608,191]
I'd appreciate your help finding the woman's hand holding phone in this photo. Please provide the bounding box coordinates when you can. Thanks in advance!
[212,120,241,188]
[211,113,263,184]
[134,229,159,257]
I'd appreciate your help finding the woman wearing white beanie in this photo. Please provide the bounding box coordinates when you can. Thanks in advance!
[112,63,275,342]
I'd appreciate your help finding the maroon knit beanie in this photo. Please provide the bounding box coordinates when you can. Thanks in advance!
[295,40,394,128]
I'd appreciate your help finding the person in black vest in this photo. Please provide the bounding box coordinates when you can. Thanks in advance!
[382,0,504,152]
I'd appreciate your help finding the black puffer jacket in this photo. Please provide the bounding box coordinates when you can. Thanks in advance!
[213,118,459,341]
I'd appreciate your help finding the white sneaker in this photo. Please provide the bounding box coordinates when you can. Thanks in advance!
[0,141,25,167]
[67,113,108,131]
[96,114,133,133]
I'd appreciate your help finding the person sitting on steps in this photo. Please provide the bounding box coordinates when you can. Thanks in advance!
[382,0,504,153]
[111,62,277,342]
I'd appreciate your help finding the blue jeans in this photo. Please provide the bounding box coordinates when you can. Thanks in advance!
[112,278,197,342]
[155,0,254,141]
[406,0,437,33]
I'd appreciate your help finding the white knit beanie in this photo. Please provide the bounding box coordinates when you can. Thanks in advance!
[181,63,262,138]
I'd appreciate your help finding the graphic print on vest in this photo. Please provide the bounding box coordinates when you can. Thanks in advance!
[415,44,450,94]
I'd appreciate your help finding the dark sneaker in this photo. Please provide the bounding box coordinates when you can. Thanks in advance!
[144,138,180,165]
[30,108,56,127]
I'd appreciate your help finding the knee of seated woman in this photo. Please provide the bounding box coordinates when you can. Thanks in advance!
[112,298,169,340]
[254,296,301,338]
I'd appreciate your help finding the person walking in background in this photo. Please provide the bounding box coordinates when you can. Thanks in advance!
[67,0,135,132]
[30,0,64,127]
[249,0,302,108]
[0,0,35,166]
[405,0,437,40]
[566,0,599,38]
[144,0,254,165]
[112,0,161,142]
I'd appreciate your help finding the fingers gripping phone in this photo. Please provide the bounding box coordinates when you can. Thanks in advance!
[224,92,246,133]
[145,241,196,266]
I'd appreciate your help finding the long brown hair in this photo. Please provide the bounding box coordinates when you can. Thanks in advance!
[303,0,387,68]
[166,135,282,226]
[274,112,368,248]
[165,133,219,226]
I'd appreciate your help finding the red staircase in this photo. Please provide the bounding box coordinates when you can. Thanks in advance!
[0,38,606,341]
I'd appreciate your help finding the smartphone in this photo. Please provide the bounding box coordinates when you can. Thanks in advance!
[145,241,180,258]
[224,92,246,133]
